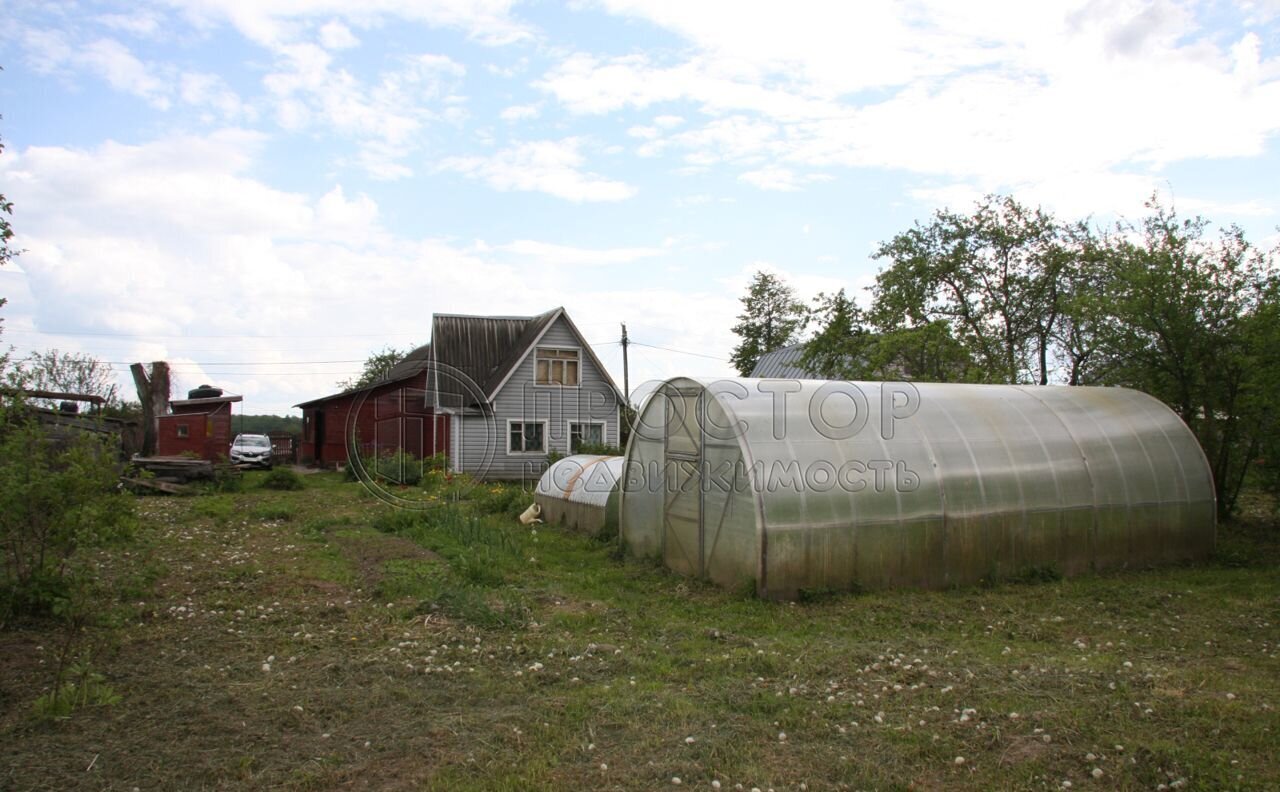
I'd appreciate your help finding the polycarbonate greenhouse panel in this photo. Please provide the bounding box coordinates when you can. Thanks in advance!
[618,378,1216,599]
[536,454,623,508]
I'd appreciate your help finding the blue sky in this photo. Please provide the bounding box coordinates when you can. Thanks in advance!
[1,0,1278,414]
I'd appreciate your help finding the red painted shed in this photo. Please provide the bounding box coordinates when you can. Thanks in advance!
[296,345,447,468]
[156,393,243,461]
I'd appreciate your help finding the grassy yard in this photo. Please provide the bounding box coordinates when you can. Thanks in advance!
[1,470,1277,791]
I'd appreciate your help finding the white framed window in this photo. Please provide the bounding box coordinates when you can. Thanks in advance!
[507,420,548,454]
[568,421,606,453]
[535,347,580,386]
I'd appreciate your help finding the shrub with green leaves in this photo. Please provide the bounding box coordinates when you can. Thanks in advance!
[374,448,422,486]
[471,482,530,518]
[260,468,304,491]
[0,415,136,624]
[574,441,625,456]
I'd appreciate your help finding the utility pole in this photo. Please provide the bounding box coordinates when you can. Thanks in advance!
[620,323,630,406]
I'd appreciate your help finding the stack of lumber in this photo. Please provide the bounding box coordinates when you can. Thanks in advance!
[129,455,216,482]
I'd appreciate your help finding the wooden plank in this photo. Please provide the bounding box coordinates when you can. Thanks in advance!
[121,477,192,495]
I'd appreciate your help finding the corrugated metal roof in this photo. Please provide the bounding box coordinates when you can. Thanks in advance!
[383,342,432,381]
[431,308,558,408]
[750,344,817,378]
[294,347,430,408]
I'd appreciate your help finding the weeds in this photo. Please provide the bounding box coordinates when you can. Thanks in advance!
[192,496,234,524]
[33,659,121,718]
[250,504,294,522]
[260,468,304,491]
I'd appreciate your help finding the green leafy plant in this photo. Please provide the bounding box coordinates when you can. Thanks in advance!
[260,468,304,491]
[573,441,625,456]
[0,415,136,624]
[33,658,121,718]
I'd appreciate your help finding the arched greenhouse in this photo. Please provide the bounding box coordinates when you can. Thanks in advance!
[618,378,1216,599]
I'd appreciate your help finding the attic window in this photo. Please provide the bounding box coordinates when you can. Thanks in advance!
[535,347,580,386]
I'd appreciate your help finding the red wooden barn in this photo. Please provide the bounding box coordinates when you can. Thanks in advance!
[156,386,243,461]
[296,345,448,467]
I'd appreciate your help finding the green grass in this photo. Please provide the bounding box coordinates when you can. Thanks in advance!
[0,471,1276,791]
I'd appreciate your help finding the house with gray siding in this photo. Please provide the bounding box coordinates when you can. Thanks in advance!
[296,307,623,480]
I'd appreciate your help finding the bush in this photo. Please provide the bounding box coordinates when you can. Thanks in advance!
[376,449,423,486]
[574,441,625,456]
[260,468,304,491]
[472,483,530,518]
[0,417,136,625]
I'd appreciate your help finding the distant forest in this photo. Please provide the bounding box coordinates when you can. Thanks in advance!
[233,414,302,437]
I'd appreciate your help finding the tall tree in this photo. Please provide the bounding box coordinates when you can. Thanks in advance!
[338,344,413,390]
[19,350,120,405]
[1051,222,1115,386]
[0,111,16,377]
[798,289,871,379]
[1097,197,1275,515]
[729,271,807,376]
[872,195,1066,384]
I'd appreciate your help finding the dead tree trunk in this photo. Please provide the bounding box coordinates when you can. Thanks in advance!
[131,361,171,456]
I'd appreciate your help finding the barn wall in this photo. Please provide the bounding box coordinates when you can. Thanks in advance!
[300,374,446,468]
[157,402,233,461]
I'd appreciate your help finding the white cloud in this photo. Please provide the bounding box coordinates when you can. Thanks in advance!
[166,0,533,47]
[739,167,831,192]
[180,72,250,121]
[538,1,1280,218]
[22,31,173,109]
[318,20,360,49]
[438,138,637,202]
[0,131,735,411]
[499,103,540,121]
[96,12,165,37]
[262,45,467,178]
[494,240,663,265]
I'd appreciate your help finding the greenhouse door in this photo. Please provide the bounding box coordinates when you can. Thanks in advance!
[663,387,703,578]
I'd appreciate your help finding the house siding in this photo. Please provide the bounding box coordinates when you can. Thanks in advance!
[455,317,620,480]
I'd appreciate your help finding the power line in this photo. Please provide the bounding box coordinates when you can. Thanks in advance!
[630,341,729,362]
[2,328,426,340]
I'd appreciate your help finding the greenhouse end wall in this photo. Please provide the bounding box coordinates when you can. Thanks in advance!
[619,378,1216,599]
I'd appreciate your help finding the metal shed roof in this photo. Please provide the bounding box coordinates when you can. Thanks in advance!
[750,344,817,378]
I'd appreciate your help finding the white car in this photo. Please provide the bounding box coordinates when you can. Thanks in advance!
[230,434,274,468]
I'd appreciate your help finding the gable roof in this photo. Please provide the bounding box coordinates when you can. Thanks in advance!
[297,307,623,410]
[430,309,558,407]
[483,307,623,404]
